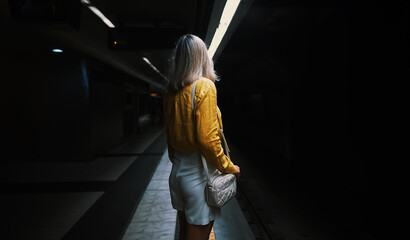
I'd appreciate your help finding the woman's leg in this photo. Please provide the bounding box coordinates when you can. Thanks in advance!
[186,220,214,240]
[178,211,188,240]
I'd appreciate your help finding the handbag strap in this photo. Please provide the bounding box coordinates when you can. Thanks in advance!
[191,81,210,181]
[191,80,230,182]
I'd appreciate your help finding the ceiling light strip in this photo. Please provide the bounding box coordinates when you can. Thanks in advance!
[208,0,241,59]
[143,57,167,80]
[81,0,115,28]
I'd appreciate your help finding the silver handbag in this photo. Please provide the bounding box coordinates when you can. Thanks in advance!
[192,80,237,208]
[201,155,237,208]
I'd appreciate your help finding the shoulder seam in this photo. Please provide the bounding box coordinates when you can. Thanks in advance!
[196,78,215,99]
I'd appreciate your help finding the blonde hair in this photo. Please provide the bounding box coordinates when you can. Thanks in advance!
[168,34,218,91]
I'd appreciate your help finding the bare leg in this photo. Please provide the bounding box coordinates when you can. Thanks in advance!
[186,220,214,240]
[178,211,187,240]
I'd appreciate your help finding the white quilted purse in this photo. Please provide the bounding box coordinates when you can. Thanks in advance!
[201,154,237,208]
[192,81,237,208]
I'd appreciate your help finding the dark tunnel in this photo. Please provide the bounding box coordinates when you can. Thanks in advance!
[0,0,407,239]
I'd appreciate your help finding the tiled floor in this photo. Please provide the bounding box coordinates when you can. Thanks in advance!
[121,150,255,240]
[0,192,104,240]
[0,157,135,182]
[122,151,177,240]
[0,125,165,240]
[0,123,255,240]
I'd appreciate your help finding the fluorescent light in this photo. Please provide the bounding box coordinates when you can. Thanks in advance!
[208,0,241,59]
[52,49,63,53]
[143,57,167,79]
[81,0,115,28]
[143,57,159,72]
[88,6,115,28]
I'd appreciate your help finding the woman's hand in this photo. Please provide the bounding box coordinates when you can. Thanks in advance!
[234,165,241,179]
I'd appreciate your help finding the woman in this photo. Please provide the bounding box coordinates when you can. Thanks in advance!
[163,34,240,240]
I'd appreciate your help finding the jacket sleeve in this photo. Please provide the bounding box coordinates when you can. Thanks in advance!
[195,82,237,174]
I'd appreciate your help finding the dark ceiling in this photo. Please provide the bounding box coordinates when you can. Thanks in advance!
[2,0,344,93]
[1,0,233,92]
[1,0,406,95]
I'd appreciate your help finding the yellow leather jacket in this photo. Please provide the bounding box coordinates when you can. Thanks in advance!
[163,77,237,174]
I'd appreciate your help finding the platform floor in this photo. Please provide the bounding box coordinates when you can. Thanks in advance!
[0,124,254,240]
[121,146,254,240]
[121,150,176,240]
[0,122,371,240]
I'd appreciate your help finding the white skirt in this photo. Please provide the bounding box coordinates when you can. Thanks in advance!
[169,150,221,225]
